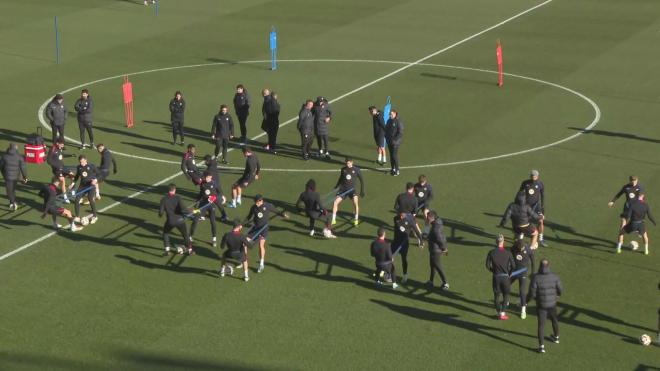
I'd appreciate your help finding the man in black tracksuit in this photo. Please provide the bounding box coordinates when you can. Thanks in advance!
[520,170,547,246]
[203,155,221,194]
[499,191,544,249]
[230,147,260,208]
[95,144,117,195]
[297,100,315,160]
[394,182,418,215]
[169,91,186,145]
[486,234,515,320]
[46,93,67,144]
[371,227,398,289]
[181,144,202,185]
[243,194,289,273]
[69,155,99,223]
[211,105,235,164]
[528,258,563,353]
[74,89,94,149]
[385,109,404,176]
[0,143,28,211]
[233,84,250,143]
[190,172,228,247]
[295,179,336,238]
[313,97,332,158]
[159,183,192,255]
[392,211,423,283]
[510,238,535,319]
[426,210,449,290]
[261,89,280,152]
[219,219,251,281]
[617,194,656,255]
[369,106,387,165]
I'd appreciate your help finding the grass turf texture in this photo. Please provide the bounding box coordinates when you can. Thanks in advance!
[0,0,659,369]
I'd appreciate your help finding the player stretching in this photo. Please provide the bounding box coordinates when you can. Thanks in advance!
[608,175,643,229]
[190,171,228,247]
[219,219,251,282]
[499,192,544,249]
[392,211,423,283]
[243,194,289,273]
[69,155,99,225]
[616,194,656,255]
[371,227,398,289]
[181,144,202,185]
[331,158,365,226]
[520,170,547,247]
[159,184,193,255]
[369,106,386,165]
[296,179,336,238]
[230,147,260,208]
[39,177,82,232]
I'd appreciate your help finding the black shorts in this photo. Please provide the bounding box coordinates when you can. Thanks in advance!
[416,200,430,212]
[336,188,356,200]
[624,221,646,235]
[223,249,246,262]
[234,177,254,189]
[248,225,268,240]
[96,169,110,182]
[374,134,385,147]
[530,202,544,215]
[47,205,65,216]
[514,224,537,237]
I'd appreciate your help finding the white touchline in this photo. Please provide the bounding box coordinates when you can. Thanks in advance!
[8,0,554,262]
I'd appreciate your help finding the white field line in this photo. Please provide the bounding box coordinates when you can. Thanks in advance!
[5,0,554,262]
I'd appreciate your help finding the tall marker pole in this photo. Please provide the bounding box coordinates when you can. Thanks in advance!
[496,39,503,87]
[155,0,159,16]
[270,26,277,70]
[54,16,60,64]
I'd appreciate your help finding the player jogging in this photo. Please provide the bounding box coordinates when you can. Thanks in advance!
[331,158,365,226]
[392,211,423,283]
[159,183,193,255]
[616,194,656,255]
[219,219,251,282]
[520,170,547,247]
[486,234,515,320]
[230,147,260,208]
[295,179,336,238]
[243,194,289,273]
[371,227,398,289]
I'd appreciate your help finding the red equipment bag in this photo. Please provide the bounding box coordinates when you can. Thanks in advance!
[25,127,47,164]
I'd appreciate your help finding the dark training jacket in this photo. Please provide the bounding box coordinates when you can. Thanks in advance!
[528,264,563,308]
[500,192,542,227]
[0,144,27,181]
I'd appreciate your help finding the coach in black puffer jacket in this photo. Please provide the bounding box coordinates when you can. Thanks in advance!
[528,260,562,308]
[0,144,28,209]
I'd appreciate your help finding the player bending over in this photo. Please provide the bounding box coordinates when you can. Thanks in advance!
[331,157,365,226]
[219,219,251,282]
[296,179,336,238]
[616,194,656,255]
[39,177,82,232]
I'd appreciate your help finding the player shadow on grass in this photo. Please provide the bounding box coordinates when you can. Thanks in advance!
[142,120,211,142]
[567,127,660,144]
[94,124,173,145]
[370,299,536,351]
[121,141,183,158]
[556,301,656,337]
[483,212,615,251]
[268,244,497,317]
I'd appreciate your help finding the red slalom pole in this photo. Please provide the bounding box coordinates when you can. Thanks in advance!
[122,76,134,128]
[496,39,503,87]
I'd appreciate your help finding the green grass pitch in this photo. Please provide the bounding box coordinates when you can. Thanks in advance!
[0,0,658,369]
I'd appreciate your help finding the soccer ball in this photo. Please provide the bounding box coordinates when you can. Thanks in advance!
[630,241,639,250]
[639,334,652,346]
[176,246,184,255]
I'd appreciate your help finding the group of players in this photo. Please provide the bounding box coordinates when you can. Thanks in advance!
[1,83,657,353]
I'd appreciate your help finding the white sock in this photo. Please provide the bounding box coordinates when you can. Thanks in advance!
[539,233,544,241]
[382,156,386,162]
[332,212,336,221]
[259,259,264,266]
[237,195,241,203]
[617,242,622,248]
[354,214,359,221]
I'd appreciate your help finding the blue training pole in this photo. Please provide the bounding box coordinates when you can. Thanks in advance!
[382,96,391,147]
[269,27,277,70]
[510,267,528,278]
[250,224,268,240]
[54,16,60,64]
[155,0,159,16]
